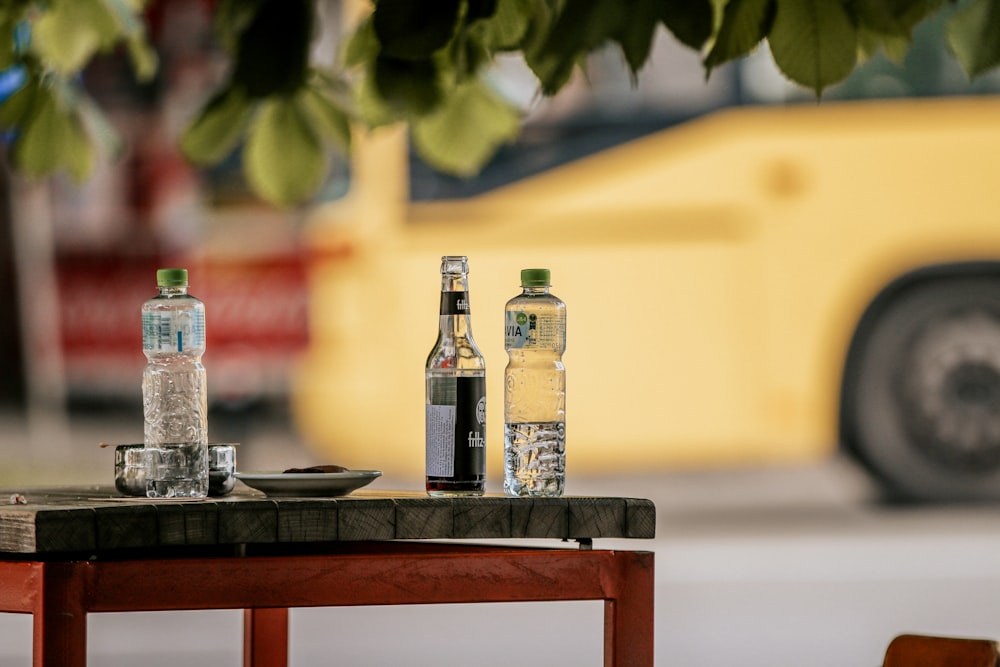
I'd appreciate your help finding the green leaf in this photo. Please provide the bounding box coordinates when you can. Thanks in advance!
[613,0,660,77]
[466,0,499,21]
[11,85,68,179]
[213,0,267,54]
[660,0,714,50]
[849,0,946,66]
[411,78,520,177]
[298,84,351,154]
[543,0,626,54]
[855,22,911,64]
[180,85,253,165]
[0,1,27,37]
[30,0,114,76]
[522,1,576,95]
[768,0,858,95]
[881,32,912,63]
[705,0,776,72]
[480,0,532,50]
[0,19,18,70]
[94,0,159,81]
[125,31,158,82]
[0,76,36,129]
[373,56,442,115]
[523,49,576,97]
[10,87,54,178]
[373,0,462,60]
[100,0,140,32]
[526,0,625,95]
[243,95,328,207]
[344,16,379,68]
[447,27,491,83]
[232,0,313,98]
[81,0,123,49]
[29,0,156,80]
[848,0,949,65]
[947,0,1000,78]
[354,65,403,128]
[852,0,945,38]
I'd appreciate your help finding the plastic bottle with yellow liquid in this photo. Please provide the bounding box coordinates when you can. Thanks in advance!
[504,268,566,497]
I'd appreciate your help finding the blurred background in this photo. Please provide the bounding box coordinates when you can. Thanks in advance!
[5,0,1000,665]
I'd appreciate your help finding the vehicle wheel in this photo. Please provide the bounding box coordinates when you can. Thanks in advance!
[844,277,1000,502]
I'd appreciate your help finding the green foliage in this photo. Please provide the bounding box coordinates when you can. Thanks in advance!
[373,56,442,115]
[231,0,313,98]
[947,0,1000,77]
[479,0,532,50]
[373,0,463,60]
[299,77,352,155]
[769,0,858,96]
[6,80,94,181]
[0,20,17,71]
[244,94,328,207]
[181,0,350,206]
[3,0,1000,207]
[853,0,941,38]
[180,85,253,166]
[705,0,776,73]
[411,79,520,177]
[213,0,268,55]
[0,0,153,183]
[660,0,714,51]
[349,0,528,186]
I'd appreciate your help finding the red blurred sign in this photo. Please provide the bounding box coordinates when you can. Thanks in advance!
[55,251,309,401]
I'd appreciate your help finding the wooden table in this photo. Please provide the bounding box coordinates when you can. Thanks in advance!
[0,488,656,666]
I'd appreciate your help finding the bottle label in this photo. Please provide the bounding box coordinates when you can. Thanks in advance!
[426,376,486,478]
[505,310,564,350]
[143,310,206,352]
[440,291,470,316]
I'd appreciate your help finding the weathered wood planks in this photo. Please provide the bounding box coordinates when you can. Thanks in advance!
[0,488,656,554]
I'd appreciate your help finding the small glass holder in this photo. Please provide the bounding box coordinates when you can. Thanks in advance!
[114,443,238,497]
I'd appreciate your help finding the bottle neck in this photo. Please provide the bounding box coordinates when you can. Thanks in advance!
[439,272,473,337]
[440,294,472,333]
[159,285,189,297]
[428,261,484,371]
[522,285,550,295]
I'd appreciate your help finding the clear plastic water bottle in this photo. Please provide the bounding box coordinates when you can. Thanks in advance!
[425,256,487,496]
[504,268,566,497]
[142,268,209,498]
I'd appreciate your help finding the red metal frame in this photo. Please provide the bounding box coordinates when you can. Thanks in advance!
[0,542,654,667]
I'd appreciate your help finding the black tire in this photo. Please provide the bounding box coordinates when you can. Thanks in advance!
[845,277,1000,502]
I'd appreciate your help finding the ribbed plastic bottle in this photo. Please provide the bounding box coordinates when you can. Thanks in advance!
[504,268,566,497]
[142,268,209,498]
[425,256,487,496]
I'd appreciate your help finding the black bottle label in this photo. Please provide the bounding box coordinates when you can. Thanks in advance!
[440,291,471,315]
[426,375,486,480]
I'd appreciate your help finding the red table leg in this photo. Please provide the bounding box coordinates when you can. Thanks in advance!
[243,607,289,667]
[604,551,655,667]
[33,563,88,667]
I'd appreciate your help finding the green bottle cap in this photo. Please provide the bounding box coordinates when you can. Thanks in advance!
[156,268,188,287]
[521,268,550,287]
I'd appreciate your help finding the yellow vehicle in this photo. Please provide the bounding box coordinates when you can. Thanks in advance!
[292,92,1000,502]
